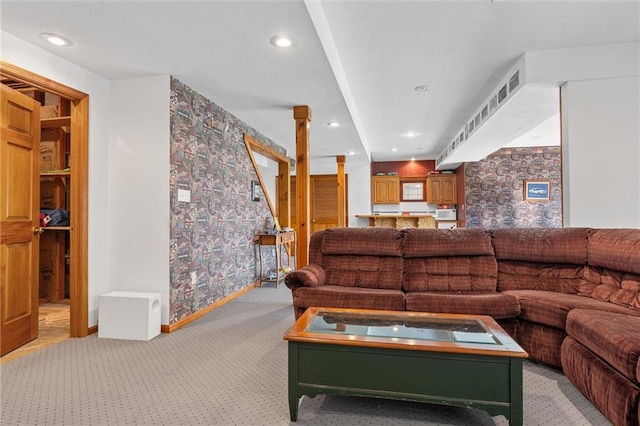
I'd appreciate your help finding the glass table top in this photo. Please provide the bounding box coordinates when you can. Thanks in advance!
[305,310,498,345]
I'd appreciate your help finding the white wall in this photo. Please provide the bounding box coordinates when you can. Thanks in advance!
[562,75,640,227]
[108,76,171,323]
[2,31,112,326]
[526,43,640,228]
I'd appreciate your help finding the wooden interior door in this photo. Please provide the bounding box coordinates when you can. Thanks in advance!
[290,175,348,234]
[0,84,41,355]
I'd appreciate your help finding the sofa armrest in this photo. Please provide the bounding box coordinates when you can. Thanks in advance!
[285,264,326,290]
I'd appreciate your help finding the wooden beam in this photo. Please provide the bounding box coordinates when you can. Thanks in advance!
[294,106,311,265]
[336,155,346,227]
[277,161,291,228]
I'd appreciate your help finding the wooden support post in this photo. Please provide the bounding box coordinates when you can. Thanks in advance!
[294,106,311,266]
[277,161,291,228]
[336,155,346,227]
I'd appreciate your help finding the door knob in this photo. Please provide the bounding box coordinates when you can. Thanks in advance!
[32,227,45,235]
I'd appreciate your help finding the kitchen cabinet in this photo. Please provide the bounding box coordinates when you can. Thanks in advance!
[427,175,457,204]
[372,176,400,204]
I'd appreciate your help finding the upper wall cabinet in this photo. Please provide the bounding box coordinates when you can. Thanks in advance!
[372,176,400,204]
[427,175,457,204]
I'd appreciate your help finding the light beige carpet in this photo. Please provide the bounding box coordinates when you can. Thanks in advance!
[0,284,611,425]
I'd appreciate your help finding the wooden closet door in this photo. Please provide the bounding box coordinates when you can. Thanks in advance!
[290,175,348,234]
[0,84,41,356]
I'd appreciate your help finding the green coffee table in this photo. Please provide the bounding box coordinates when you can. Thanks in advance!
[283,308,528,425]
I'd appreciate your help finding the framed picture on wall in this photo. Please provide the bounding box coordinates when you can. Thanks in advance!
[523,180,550,201]
[251,180,262,202]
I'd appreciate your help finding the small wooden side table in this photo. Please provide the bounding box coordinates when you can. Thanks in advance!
[256,231,296,288]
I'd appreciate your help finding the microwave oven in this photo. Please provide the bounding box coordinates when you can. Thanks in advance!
[435,209,457,220]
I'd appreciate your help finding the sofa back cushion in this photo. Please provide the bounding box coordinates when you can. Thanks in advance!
[580,229,640,311]
[321,227,403,256]
[318,228,404,290]
[323,255,404,290]
[402,229,497,292]
[491,228,589,264]
[402,228,494,258]
[491,228,589,293]
[308,230,325,266]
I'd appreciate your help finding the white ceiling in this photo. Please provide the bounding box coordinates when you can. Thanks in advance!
[2,1,639,167]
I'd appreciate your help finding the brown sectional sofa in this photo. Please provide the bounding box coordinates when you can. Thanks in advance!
[284,227,640,426]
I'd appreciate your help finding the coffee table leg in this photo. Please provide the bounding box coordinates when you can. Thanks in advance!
[289,394,299,421]
[289,343,299,421]
[510,359,524,426]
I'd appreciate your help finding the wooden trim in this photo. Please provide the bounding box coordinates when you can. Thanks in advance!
[1,61,90,338]
[0,61,87,100]
[244,136,276,217]
[70,96,89,337]
[161,281,260,333]
[87,325,98,335]
[243,134,289,163]
[243,134,292,228]
[336,156,346,227]
[399,178,426,202]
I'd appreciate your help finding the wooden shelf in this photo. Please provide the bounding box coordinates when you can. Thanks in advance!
[41,116,71,128]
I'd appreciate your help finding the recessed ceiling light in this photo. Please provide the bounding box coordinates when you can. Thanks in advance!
[347,151,355,155]
[391,148,398,152]
[410,157,416,161]
[403,131,418,137]
[327,121,339,127]
[40,33,72,47]
[270,35,293,48]
[414,85,428,92]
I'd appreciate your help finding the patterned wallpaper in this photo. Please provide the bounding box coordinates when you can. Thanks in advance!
[169,77,285,324]
[465,147,562,228]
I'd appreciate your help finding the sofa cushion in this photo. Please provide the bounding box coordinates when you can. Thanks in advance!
[516,320,565,367]
[292,285,405,312]
[405,291,520,319]
[491,228,589,264]
[588,229,640,276]
[321,227,402,257]
[565,309,640,384]
[323,255,403,290]
[402,228,494,258]
[580,266,640,311]
[502,290,639,329]
[496,260,584,293]
[562,336,640,426]
[403,256,497,292]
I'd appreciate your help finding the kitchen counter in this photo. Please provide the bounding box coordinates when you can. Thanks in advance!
[356,214,436,229]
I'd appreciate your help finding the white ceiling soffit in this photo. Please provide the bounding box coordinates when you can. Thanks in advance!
[505,114,560,148]
[438,83,559,169]
[435,41,639,169]
[304,0,371,162]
